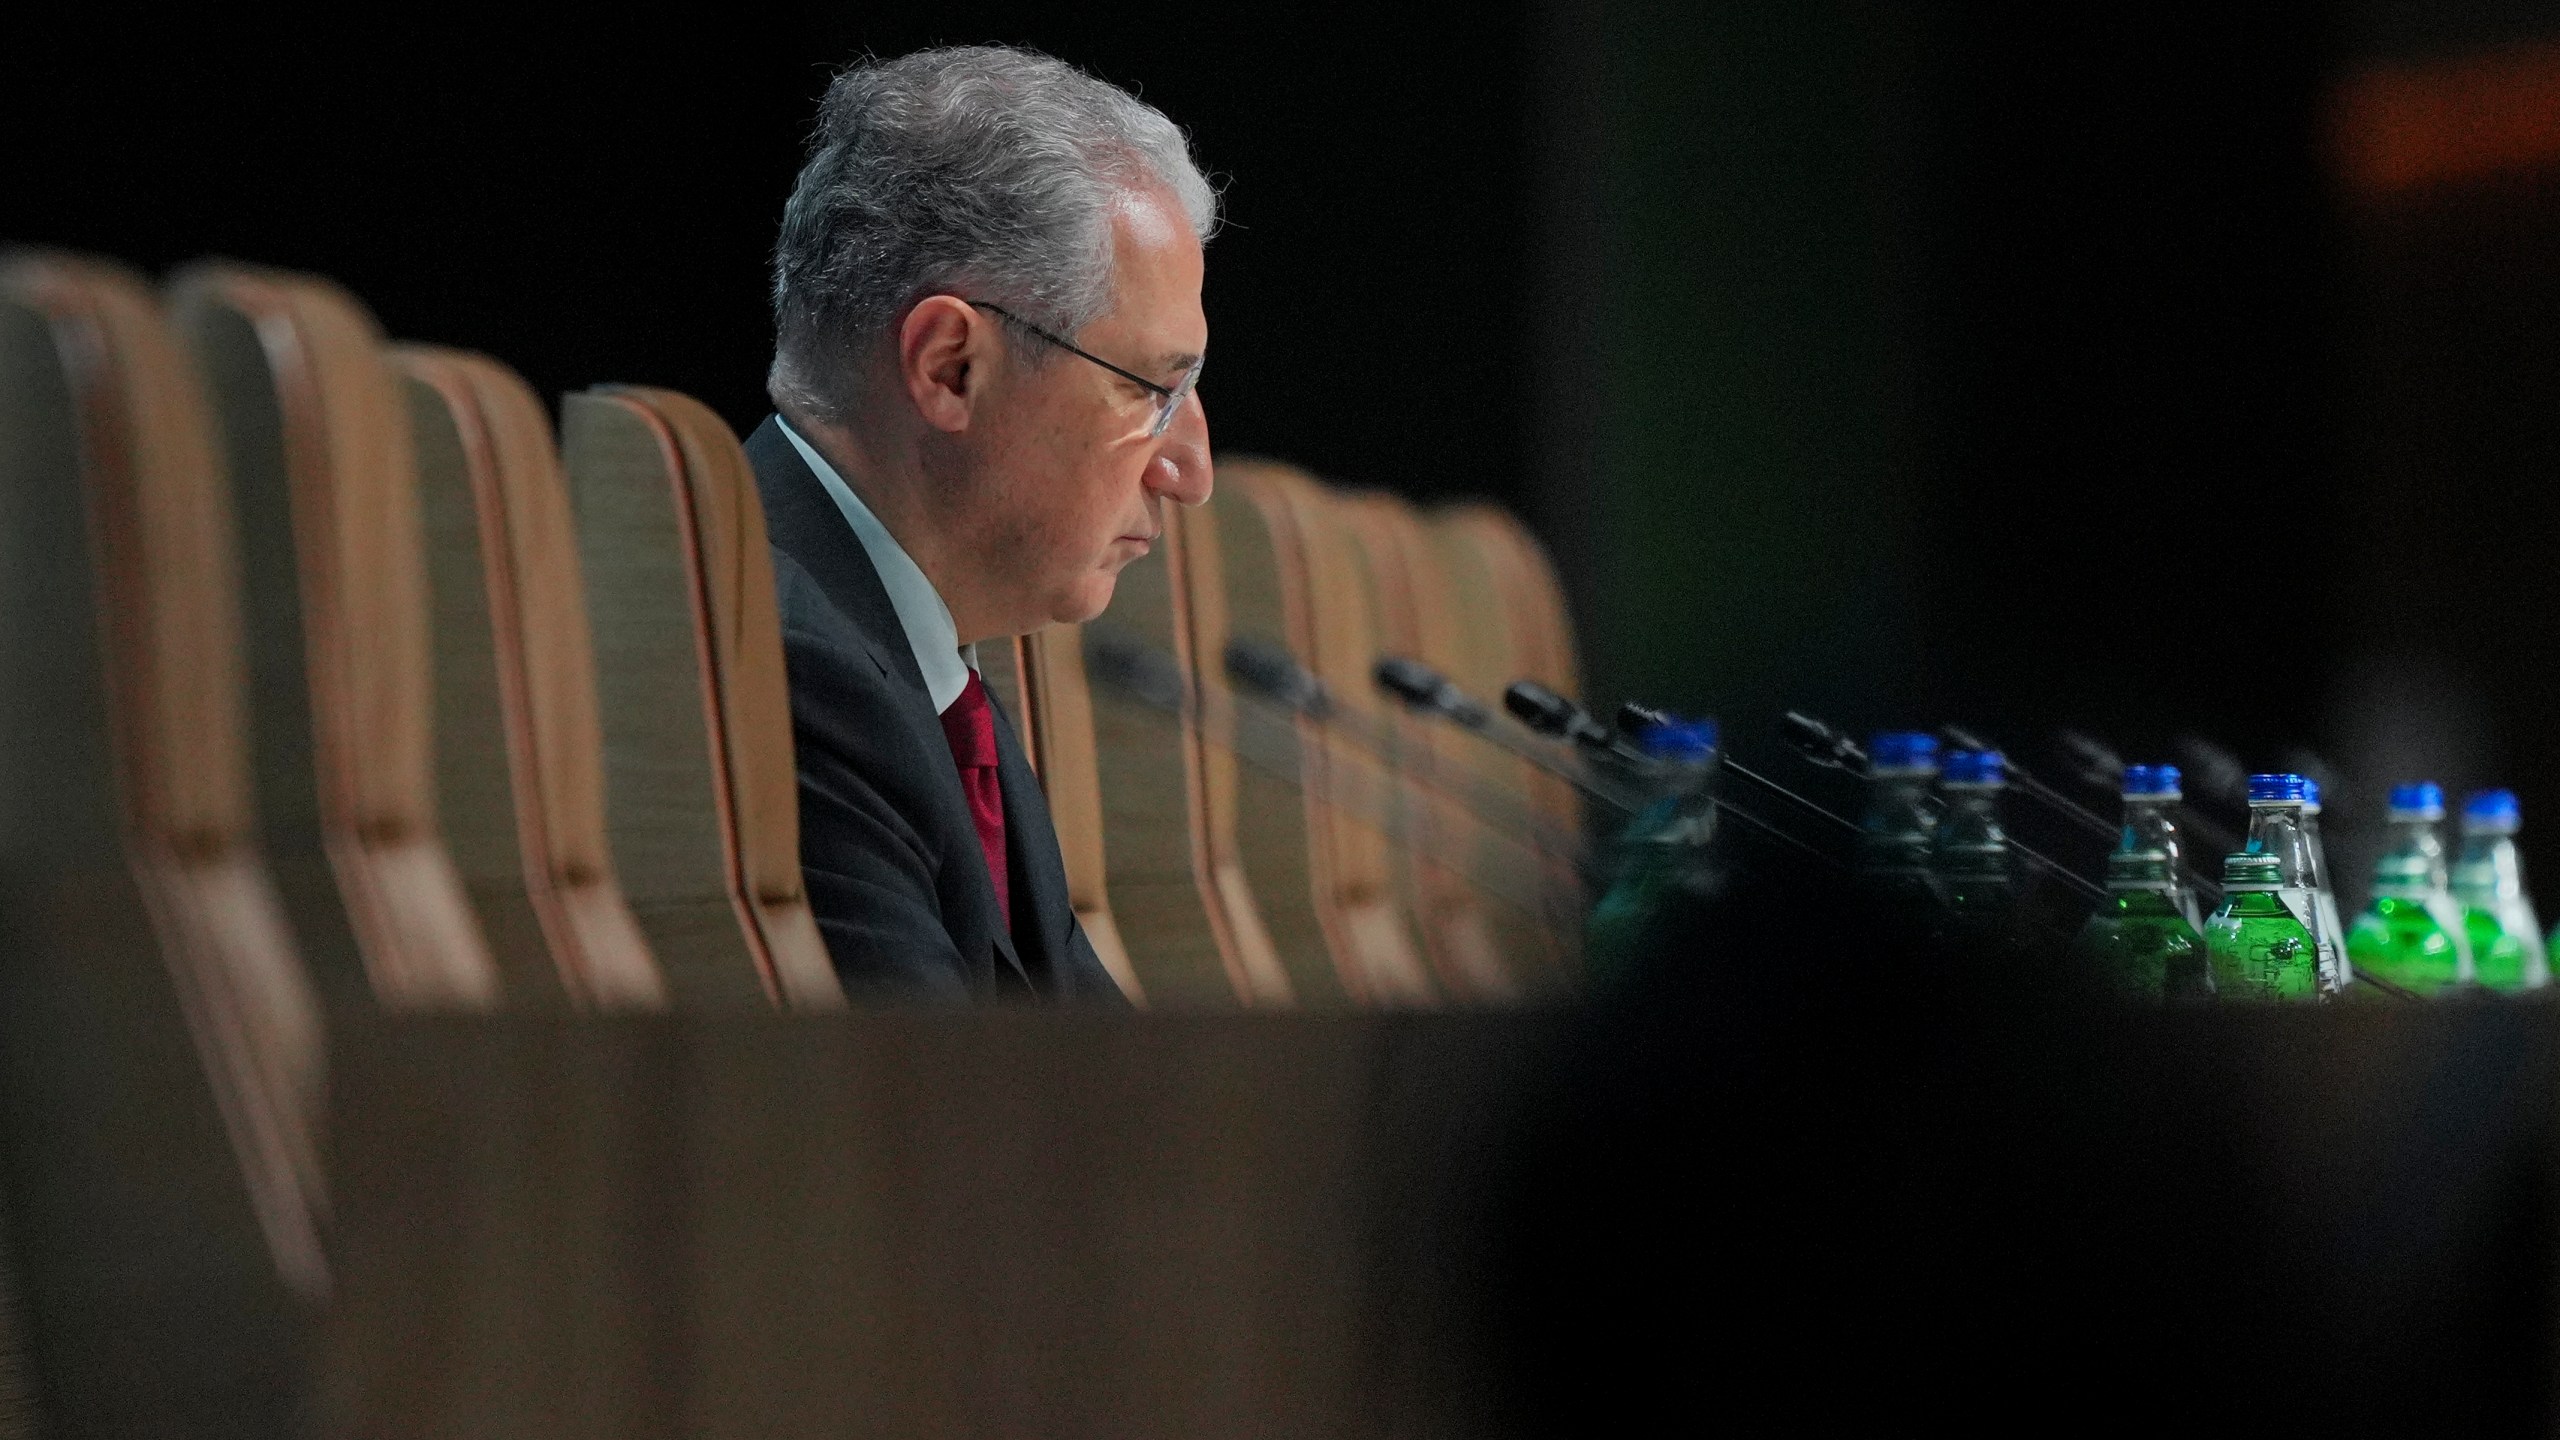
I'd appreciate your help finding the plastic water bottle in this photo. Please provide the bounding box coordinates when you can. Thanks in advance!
[1929,750,2015,928]
[2345,782,2474,995]
[2451,789,2550,992]
[2300,778,2351,989]
[2071,848,2209,1001]
[1585,717,1723,984]
[2205,852,2323,1002]
[1856,731,1939,907]
[2119,764,2203,933]
[2240,773,2345,998]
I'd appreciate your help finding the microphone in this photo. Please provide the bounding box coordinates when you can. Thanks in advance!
[1771,706,2107,903]
[1083,628,1597,908]
[2172,734,2254,829]
[1937,723,2119,845]
[1502,679,1621,756]
[1222,636,1332,720]
[1374,656,1490,729]
[2060,727,2242,860]
[1500,677,1873,868]
[1376,658,1846,872]
[1226,639,1649,820]
[1081,627,1188,714]
[1781,711,1869,774]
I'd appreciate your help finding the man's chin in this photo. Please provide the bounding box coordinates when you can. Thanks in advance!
[1052,573,1119,627]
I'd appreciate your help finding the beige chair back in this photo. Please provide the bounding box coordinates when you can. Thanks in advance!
[1190,470,1352,1005]
[1084,522,1293,1007]
[1433,504,1586,976]
[560,386,841,1009]
[989,627,1145,1002]
[398,348,665,1010]
[169,263,497,1008]
[1338,491,1520,1001]
[0,252,322,1432]
[1216,463,1435,1005]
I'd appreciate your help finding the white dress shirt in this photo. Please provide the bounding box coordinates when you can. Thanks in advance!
[777,416,977,714]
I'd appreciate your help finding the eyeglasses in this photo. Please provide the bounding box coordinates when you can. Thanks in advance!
[963,299,1203,439]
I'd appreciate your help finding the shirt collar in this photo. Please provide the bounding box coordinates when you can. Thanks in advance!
[776,415,976,714]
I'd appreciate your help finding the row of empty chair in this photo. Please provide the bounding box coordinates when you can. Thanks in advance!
[0,251,1579,1429]
[979,462,1584,1010]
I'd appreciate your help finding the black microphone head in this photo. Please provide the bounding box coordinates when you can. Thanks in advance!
[1224,636,1332,718]
[1781,710,1869,773]
[1375,655,1492,729]
[1081,626,1187,714]
[1615,701,1673,738]
[2173,733,2252,810]
[1939,722,1997,756]
[2058,730,2127,790]
[1375,656,1444,708]
[1504,680,1578,737]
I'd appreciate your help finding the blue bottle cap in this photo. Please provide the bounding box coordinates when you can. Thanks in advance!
[2246,772,2309,803]
[1867,731,1938,772]
[2465,788,2522,832]
[2121,764,2182,798]
[2302,778,2324,810]
[1940,749,2005,786]
[1637,718,1719,763]
[2388,782,2445,820]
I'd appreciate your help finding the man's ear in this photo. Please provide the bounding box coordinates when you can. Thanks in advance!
[898,295,990,434]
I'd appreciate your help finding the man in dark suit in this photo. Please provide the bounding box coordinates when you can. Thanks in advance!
[749,46,1215,1000]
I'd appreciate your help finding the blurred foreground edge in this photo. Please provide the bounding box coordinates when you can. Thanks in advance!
[309,919,2559,1438]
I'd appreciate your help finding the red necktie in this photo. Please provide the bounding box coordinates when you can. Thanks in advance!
[938,670,1011,931]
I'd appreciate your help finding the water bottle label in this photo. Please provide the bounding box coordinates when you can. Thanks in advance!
[2501,903,2551,985]
[2316,890,2349,984]
[2422,893,2477,979]
[2277,887,2343,991]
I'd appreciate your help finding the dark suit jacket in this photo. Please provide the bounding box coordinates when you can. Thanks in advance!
[747,416,1124,1004]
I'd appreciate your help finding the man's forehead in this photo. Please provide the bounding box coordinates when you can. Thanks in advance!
[1101,193,1207,371]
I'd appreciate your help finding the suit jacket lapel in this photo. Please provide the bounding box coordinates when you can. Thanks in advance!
[990,696,1062,986]
[748,417,931,699]
[750,416,1036,992]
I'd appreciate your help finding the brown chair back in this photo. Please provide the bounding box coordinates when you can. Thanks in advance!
[991,626,1146,1001]
[1085,523,1293,1006]
[560,386,841,1008]
[169,263,498,1008]
[1216,462,1435,1005]
[1164,498,1295,1001]
[397,348,666,1010]
[1432,504,1586,975]
[0,252,321,1432]
[1338,491,1522,1001]
[1190,470,1353,1005]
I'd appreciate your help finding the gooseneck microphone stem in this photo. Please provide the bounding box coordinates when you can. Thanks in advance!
[1373,656,1647,815]
[1086,630,1602,906]
[1378,657,1845,870]
[1939,724,2121,845]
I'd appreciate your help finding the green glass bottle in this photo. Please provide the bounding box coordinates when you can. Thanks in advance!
[2205,853,2323,1003]
[2072,848,2209,1001]
[2345,782,2472,996]
[2241,773,2346,998]
[2119,764,2204,932]
[2452,789,2550,993]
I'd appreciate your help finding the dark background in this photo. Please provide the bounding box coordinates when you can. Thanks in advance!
[7,1,2559,873]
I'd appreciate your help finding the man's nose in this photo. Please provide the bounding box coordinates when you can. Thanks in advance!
[1145,393,1212,506]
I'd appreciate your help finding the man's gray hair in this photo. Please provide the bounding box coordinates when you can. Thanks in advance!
[768,45,1219,423]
